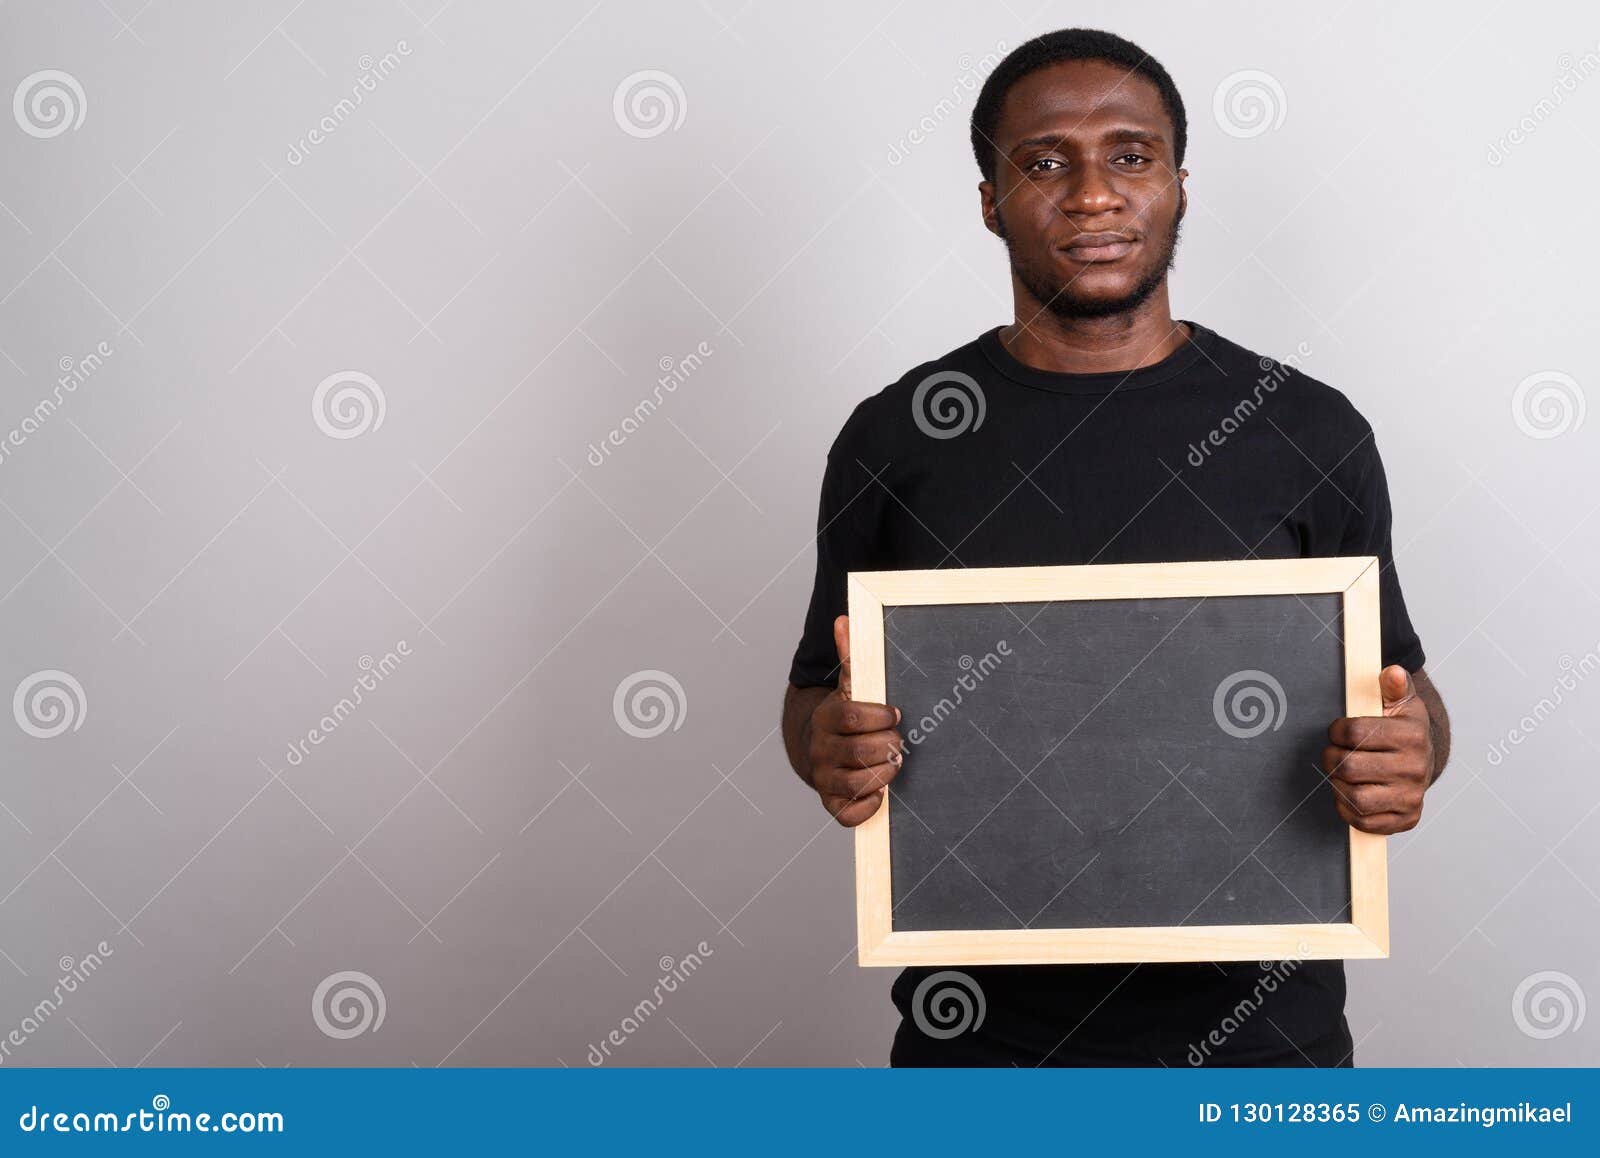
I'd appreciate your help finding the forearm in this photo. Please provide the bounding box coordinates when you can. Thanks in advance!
[1415,668,1451,785]
[781,683,832,787]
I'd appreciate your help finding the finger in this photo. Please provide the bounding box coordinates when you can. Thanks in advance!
[1328,778,1413,817]
[1334,801,1418,835]
[1327,713,1423,753]
[823,789,885,827]
[818,724,904,768]
[821,758,904,801]
[1380,664,1419,717]
[832,615,852,700]
[825,698,901,736]
[1323,745,1424,785]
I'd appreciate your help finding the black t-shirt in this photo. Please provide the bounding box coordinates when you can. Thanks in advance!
[789,320,1425,1067]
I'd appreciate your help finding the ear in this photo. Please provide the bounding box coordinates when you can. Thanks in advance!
[979,180,1001,238]
[1176,168,1188,221]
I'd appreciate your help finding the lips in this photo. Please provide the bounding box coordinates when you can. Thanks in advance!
[1061,233,1137,263]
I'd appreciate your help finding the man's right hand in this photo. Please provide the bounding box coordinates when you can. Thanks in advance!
[804,615,905,827]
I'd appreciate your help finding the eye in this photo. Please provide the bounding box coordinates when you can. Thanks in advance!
[1027,157,1064,173]
[1115,153,1151,166]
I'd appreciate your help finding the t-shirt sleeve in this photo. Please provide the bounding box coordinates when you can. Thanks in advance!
[788,447,881,690]
[1338,433,1427,673]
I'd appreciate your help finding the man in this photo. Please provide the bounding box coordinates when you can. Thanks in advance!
[780,28,1451,1067]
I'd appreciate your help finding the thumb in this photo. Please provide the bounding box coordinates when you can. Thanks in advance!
[1380,664,1417,716]
[832,614,852,700]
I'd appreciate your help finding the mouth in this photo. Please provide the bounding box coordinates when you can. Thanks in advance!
[1060,233,1137,263]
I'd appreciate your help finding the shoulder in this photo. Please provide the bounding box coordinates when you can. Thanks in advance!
[827,333,989,461]
[1206,326,1376,450]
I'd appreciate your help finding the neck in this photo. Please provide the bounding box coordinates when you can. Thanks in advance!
[999,290,1189,375]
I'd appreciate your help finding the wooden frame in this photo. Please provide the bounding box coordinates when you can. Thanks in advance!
[848,556,1387,966]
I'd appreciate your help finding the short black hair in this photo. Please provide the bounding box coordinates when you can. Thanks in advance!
[970,28,1187,183]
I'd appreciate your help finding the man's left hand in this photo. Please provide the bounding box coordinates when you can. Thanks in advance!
[1323,665,1434,835]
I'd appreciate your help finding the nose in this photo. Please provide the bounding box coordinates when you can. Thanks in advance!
[1060,163,1125,216]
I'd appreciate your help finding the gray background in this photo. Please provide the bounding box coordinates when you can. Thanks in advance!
[0,0,1595,1066]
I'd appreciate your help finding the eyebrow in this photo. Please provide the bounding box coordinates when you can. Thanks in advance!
[1009,127,1167,152]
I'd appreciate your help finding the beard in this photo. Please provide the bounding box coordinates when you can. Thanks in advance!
[996,204,1184,320]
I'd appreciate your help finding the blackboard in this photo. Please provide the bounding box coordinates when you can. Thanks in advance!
[848,559,1388,966]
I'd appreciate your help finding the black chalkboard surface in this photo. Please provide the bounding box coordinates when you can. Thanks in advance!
[848,559,1388,966]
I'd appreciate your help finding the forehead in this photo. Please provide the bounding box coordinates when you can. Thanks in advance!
[995,58,1171,144]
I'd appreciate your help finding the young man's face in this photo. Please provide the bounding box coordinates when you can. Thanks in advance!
[981,59,1187,320]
